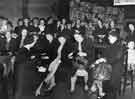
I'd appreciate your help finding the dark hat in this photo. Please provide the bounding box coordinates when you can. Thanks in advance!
[109,28,119,37]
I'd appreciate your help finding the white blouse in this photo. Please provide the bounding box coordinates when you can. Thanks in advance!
[128,49,135,64]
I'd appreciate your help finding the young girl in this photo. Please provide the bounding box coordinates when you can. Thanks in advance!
[89,58,112,98]
[127,41,135,72]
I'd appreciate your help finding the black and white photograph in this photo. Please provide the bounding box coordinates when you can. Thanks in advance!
[0,0,135,99]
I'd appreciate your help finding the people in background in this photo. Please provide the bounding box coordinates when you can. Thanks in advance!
[14,18,24,36]
[0,14,127,99]
[31,17,40,34]
[38,18,46,34]
[126,23,135,42]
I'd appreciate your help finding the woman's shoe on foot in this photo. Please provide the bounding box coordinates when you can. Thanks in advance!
[84,85,89,91]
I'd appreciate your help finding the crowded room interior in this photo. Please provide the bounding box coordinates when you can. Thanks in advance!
[0,0,135,99]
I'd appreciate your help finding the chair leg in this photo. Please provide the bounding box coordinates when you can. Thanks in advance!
[70,76,77,92]
[122,71,134,95]
[118,79,122,96]
[122,74,127,96]
[84,74,88,91]
[130,71,134,92]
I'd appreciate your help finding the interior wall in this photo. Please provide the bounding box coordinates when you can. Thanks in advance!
[28,0,57,18]
[57,0,70,19]
[124,6,135,19]
[0,0,58,25]
[0,0,22,25]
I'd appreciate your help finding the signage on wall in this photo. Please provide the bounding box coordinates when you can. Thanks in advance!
[114,0,135,5]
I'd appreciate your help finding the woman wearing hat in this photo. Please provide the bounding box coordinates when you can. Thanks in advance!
[102,30,124,99]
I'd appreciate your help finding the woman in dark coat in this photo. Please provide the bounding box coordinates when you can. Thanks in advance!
[102,30,124,99]
[14,35,38,98]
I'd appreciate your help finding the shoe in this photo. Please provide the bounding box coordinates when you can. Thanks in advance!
[97,96,101,99]
[99,92,105,97]
[98,92,105,99]
[84,85,89,91]
[70,88,75,94]
[47,83,56,91]
[69,90,75,95]
[88,90,93,95]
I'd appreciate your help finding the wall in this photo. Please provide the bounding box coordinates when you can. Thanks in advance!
[0,0,22,25]
[0,0,58,25]
[124,6,135,19]
[28,0,57,18]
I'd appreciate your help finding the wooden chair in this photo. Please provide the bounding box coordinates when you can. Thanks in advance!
[122,53,134,95]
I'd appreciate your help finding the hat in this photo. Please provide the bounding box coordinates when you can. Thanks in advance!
[109,29,119,37]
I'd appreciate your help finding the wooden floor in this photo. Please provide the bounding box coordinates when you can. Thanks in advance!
[14,81,135,99]
[13,62,135,99]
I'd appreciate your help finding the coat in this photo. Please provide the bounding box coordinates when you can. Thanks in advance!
[0,34,19,55]
[103,41,124,90]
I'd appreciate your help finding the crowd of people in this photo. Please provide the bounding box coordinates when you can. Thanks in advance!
[0,12,134,99]
[69,0,125,38]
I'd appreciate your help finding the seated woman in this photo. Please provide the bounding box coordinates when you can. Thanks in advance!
[35,35,67,96]
[69,34,90,93]
[14,34,39,97]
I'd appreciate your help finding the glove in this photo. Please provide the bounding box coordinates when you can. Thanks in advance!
[41,56,49,59]
[78,52,87,57]
[95,58,107,64]
[31,55,36,60]
[68,52,73,59]
[37,66,47,72]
